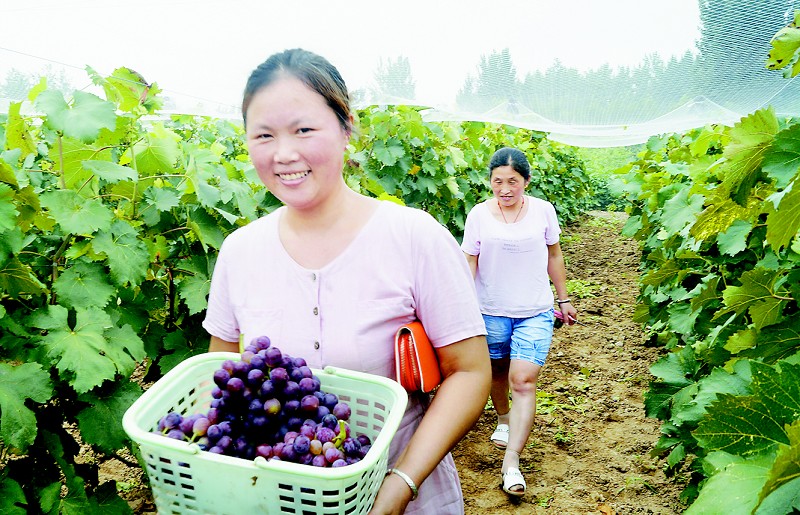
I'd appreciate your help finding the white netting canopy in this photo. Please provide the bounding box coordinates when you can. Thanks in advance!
[2,0,799,147]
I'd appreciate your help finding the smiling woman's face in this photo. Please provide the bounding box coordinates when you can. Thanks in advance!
[490,165,528,207]
[244,74,350,211]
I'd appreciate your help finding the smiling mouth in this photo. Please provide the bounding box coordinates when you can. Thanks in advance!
[278,171,310,181]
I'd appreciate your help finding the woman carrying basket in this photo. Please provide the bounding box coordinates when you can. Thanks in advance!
[202,48,491,514]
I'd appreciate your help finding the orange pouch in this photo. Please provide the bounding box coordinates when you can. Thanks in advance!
[394,321,442,393]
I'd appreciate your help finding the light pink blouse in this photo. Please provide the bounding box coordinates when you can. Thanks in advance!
[203,200,485,514]
[461,195,562,317]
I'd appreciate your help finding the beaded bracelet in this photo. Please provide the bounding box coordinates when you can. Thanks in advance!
[557,299,571,304]
[386,468,418,500]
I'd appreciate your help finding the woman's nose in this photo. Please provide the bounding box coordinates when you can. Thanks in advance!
[273,138,299,163]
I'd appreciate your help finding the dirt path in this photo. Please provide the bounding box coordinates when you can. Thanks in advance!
[453,211,686,514]
[109,211,686,514]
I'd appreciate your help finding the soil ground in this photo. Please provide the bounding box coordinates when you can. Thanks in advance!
[103,210,688,514]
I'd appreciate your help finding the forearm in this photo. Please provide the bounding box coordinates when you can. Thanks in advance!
[370,336,490,513]
[208,335,238,353]
[394,337,490,482]
[548,256,569,300]
[464,252,478,279]
[547,243,569,300]
[547,244,578,321]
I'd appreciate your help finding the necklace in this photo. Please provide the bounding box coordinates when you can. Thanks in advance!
[499,196,525,224]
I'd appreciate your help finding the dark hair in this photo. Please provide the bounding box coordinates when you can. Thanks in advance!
[488,147,531,181]
[241,48,352,134]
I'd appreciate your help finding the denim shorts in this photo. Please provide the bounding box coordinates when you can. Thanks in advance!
[482,310,555,366]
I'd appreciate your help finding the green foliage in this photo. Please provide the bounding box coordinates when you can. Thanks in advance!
[347,105,592,240]
[0,67,264,510]
[766,9,800,78]
[612,106,800,512]
[0,70,592,511]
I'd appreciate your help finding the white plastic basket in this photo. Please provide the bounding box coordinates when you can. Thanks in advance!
[123,352,408,515]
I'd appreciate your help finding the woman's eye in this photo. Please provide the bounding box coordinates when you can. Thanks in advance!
[298,127,313,134]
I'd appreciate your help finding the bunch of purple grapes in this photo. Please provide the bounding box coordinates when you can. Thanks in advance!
[154,335,371,467]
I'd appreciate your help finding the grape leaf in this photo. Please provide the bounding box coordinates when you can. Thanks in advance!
[0,476,27,514]
[220,178,260,222]
[184,147,224,208]
[765,183,800,251]
[643,381,684,419]
[766,10,800,78]
[762,124,800,189]
[0,183,17,232]
[756,476,800,514]
[77,381,143,453]
[14,186,41,232]
[719,108,779,205]
[4,102,37,158]
[724,327,757,355]
[757,421,800,510]
[642,259,685,287]
[0,159,19,188]
[717,268,788,330]
[715,219,752,256]
[650,345,699,387]
[187,207,225,252]
[158,330,203,373]
[101,66,163,113]
[0,257,47,298]
[690,193,758,241]
[39,190,113,235]
[52,261,115,310]
[81,160,138,184]
[417,176,439,195]
[35,90,117,143]
[667,302,699,335]
[33,305,143,393]
[91,220,149,287]
[177,273,210,315]
[660,188,705,235]
[690,274,722,312]
[188,174,221,209]
[685,451,773,515]
[122,124,180,176]
[143,185,181,212]
[694,361,800,455]
[666,442,686,469]
[52,136,113,191]
[738,321,800,364]
[373,138,405,166]
[673,366,751,426]
[0,362,53,453]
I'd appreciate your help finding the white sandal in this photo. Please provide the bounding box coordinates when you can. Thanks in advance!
[490,423,509,449]
[502,467,526,496]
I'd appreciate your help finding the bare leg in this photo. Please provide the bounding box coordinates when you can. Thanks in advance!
[490,357,511,418]
[502,360,542,477]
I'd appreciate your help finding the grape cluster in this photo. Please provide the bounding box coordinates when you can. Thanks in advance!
[154,335,371,467]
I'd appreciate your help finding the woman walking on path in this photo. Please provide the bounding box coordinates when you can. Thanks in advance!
[461,147,577,497]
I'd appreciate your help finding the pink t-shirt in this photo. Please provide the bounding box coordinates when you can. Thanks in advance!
[461,195,561,318]
[203,200,484,514]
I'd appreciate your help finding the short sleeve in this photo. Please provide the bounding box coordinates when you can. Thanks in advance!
[411,211,485,347]
[460,204,482,256]
[543,201,561,245]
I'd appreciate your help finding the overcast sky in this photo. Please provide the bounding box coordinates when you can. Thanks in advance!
[1,0,701,113]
